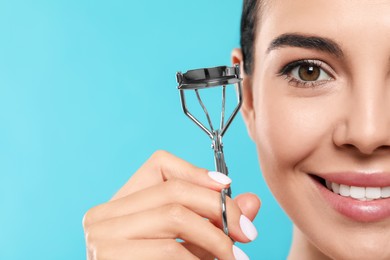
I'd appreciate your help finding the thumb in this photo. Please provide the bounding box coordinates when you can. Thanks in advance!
[234,193,261,221]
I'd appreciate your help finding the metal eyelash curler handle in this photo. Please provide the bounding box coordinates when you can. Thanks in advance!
[176,65,243,236]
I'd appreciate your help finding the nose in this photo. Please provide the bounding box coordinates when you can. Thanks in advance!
[333,84,390,155]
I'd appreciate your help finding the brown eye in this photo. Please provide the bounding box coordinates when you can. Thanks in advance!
[298,64,320,81]
[288,60,332,85]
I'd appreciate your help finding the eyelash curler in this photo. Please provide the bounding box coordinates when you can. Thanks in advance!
[176,65,243,236]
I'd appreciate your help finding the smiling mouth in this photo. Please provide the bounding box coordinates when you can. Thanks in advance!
[311,173,390,222]
[314,176,390,201]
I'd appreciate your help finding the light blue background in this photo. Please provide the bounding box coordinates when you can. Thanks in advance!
[0,0,292,259]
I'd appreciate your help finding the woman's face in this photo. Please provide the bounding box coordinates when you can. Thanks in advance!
[240,0,390,258]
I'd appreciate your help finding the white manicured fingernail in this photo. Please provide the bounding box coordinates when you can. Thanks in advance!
[208,171,232,185]
[233,245,249,260]
[240,215,258,241]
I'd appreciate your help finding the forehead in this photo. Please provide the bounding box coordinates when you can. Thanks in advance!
[257,0,390,41]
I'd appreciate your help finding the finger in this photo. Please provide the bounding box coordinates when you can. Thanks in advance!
[85,179,257,243]
[88,239,198,260]
[234,193,261,221]
[181,243,214,260]
[111,150,231,200]
[87,204,236,260]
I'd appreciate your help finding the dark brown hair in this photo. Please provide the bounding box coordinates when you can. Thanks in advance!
[240,0,261,75]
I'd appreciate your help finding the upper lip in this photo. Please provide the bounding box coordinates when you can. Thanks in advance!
[312,172,390,187]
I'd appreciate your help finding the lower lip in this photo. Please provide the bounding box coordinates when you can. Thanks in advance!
[312,177,390,222]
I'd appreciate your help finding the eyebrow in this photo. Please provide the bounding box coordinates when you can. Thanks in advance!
[267,33,344,57]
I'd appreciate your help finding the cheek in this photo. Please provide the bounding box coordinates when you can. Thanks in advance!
[253,87,338,178]
[252,85,344,238]
[249,67,345,206]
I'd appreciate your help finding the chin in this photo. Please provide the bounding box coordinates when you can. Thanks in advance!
[318,233,390,260]
[262,164,390,260]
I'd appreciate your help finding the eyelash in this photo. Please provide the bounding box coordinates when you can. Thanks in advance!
[278,60,334,88]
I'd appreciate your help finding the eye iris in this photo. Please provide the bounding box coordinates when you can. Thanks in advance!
[298,64,320,81]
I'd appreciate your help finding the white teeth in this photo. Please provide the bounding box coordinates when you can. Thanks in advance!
[331,182,340,194]
[339,185,350,196]
[382,187,390,198]
[350,186,365,199]
[326,181,390,201]
[366,187,381,199]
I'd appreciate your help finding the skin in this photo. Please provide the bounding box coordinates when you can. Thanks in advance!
[235,0,390,259]
[83,151,261,259]
[84,0,390,259]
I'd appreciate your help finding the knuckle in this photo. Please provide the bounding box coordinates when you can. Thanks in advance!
[84,224,100,246]
[166,178,189,199]
[82,209,94,229]
[164,241,183,258]
[162,241,187,258]
[165,203,188,225]
[150,150,171,162]
[82,206,99,229]
[149,150,174,175]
